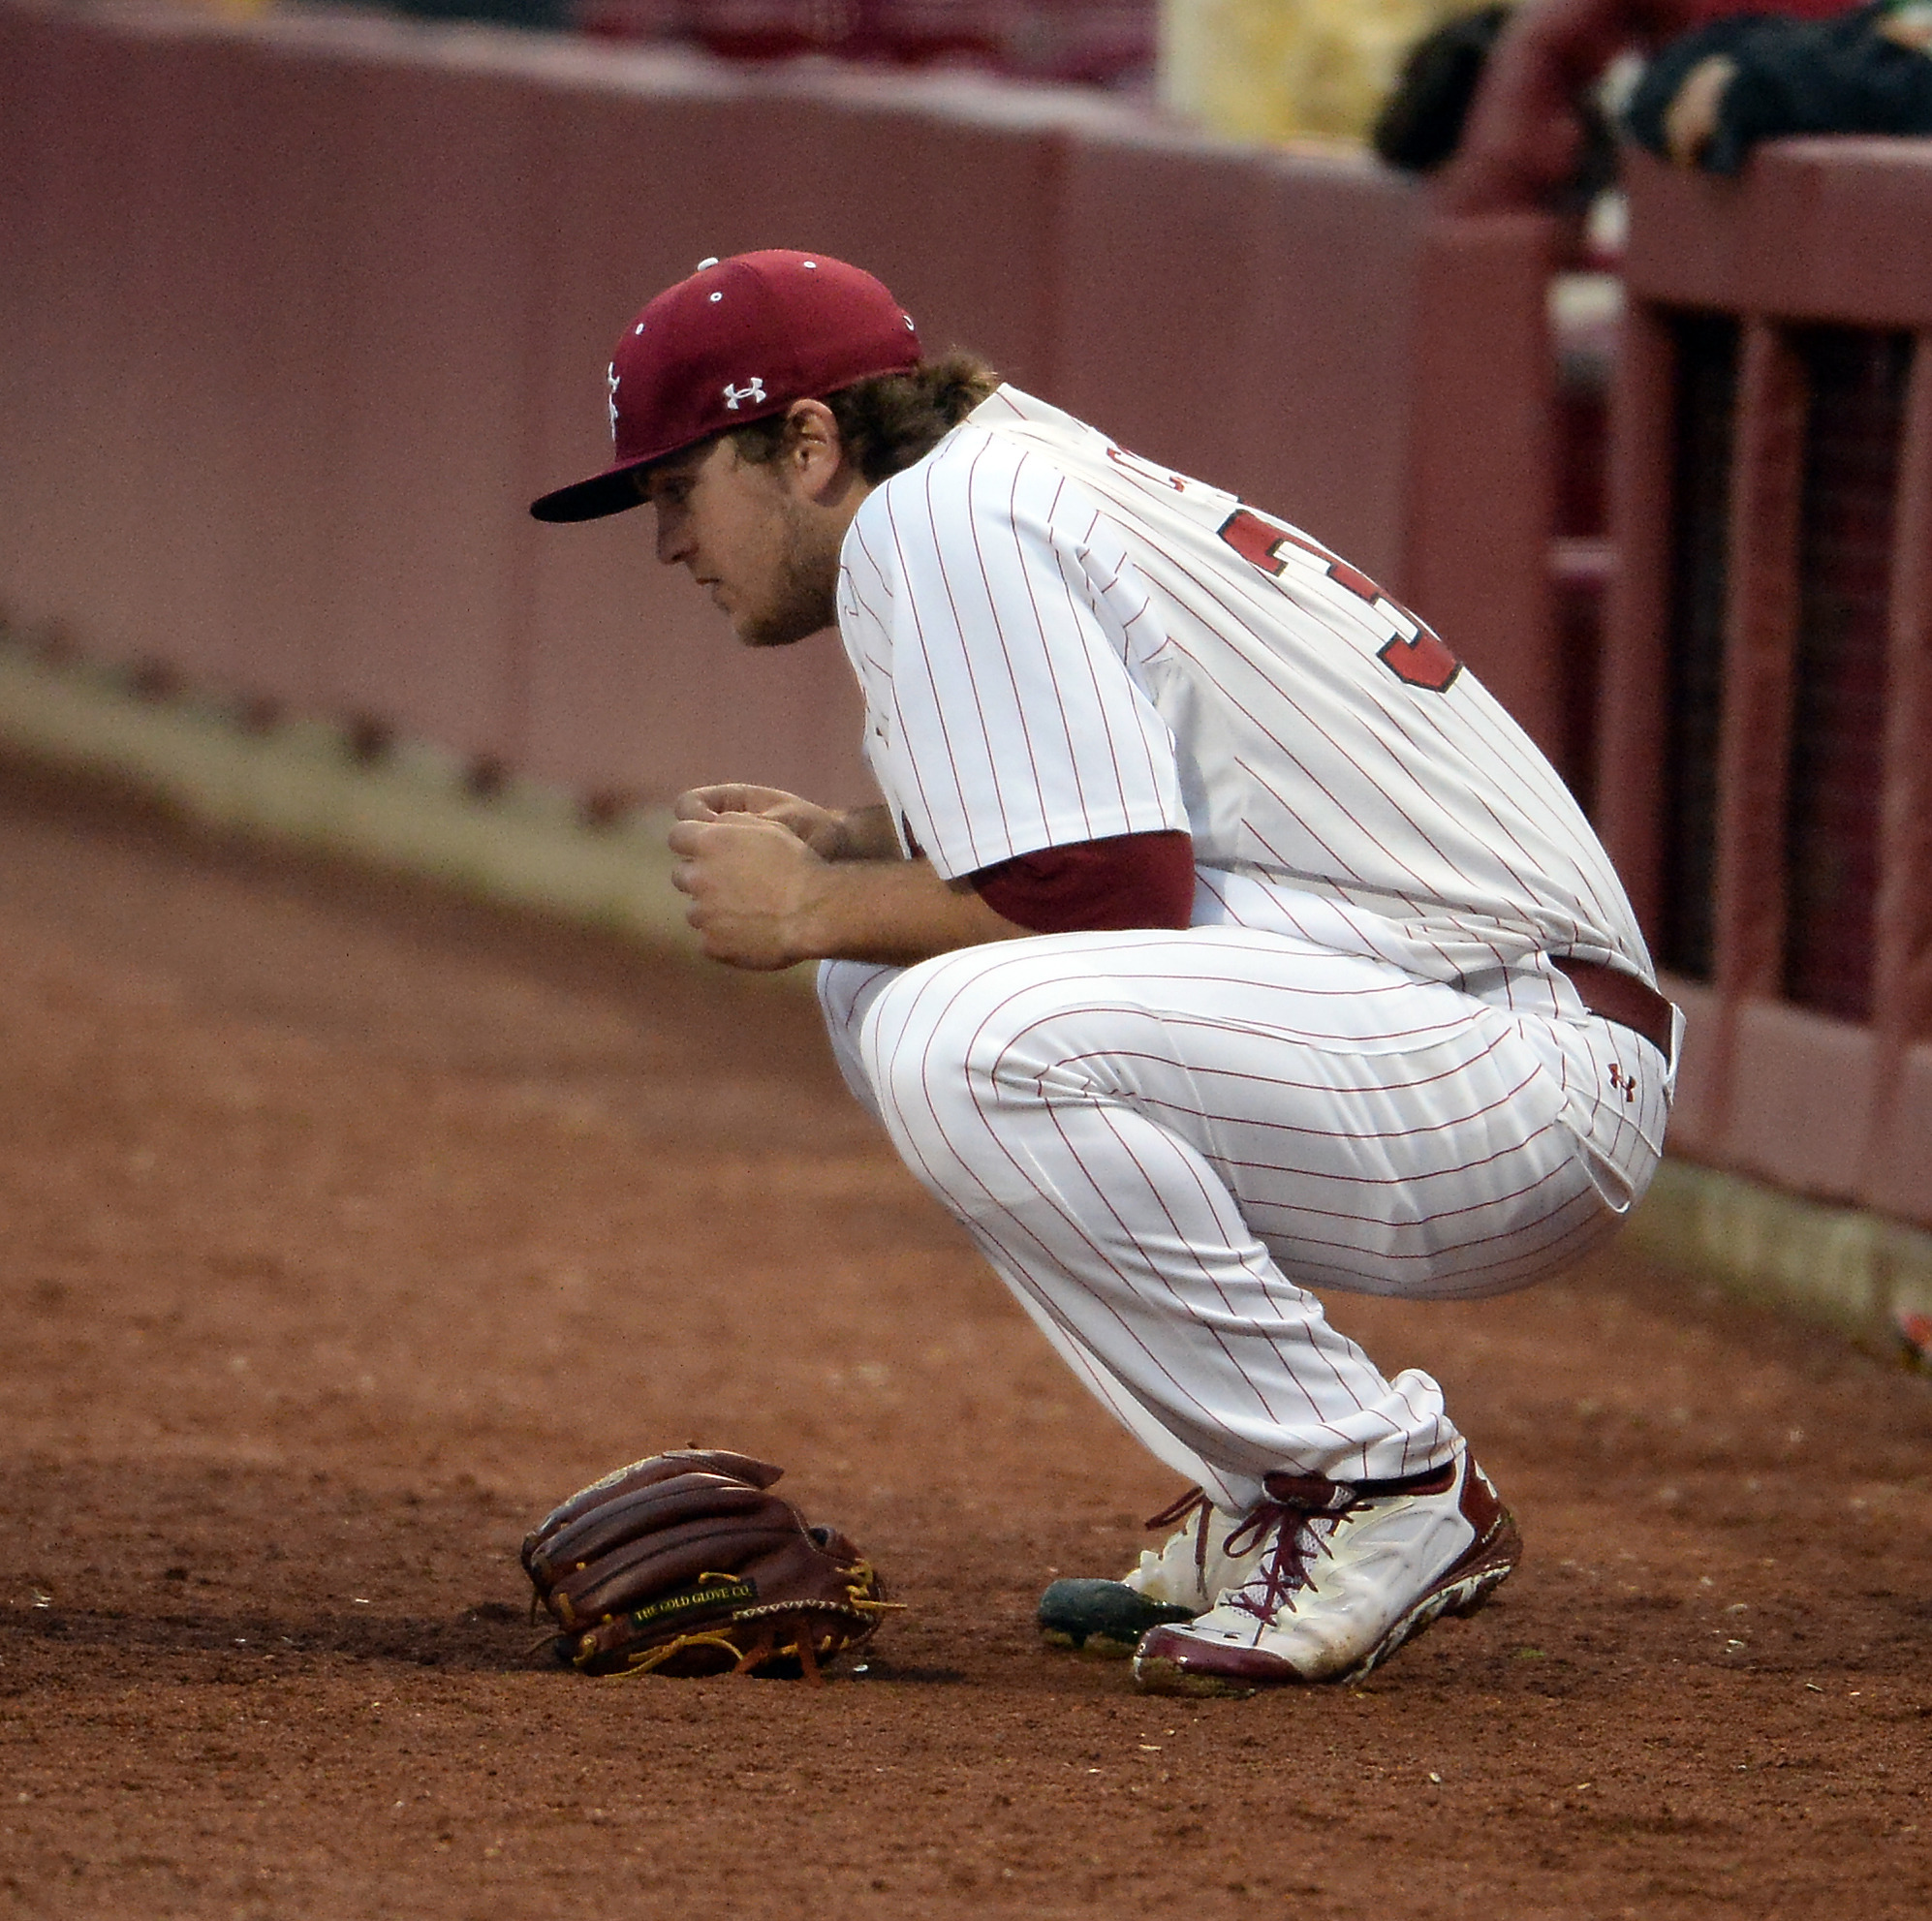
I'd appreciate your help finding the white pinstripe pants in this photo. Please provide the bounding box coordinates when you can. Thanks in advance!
[818,927,1670,1511]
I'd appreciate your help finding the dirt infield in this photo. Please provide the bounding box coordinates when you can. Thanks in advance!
[1,757,1930,1920]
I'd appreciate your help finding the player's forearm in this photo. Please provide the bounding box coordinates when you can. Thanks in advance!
[668,812,1032,971]
[795,855,1032,966]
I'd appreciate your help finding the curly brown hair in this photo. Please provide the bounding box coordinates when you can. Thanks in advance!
[727,352,1002,483]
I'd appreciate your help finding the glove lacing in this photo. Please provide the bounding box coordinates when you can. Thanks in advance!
[582,1559,901,1684]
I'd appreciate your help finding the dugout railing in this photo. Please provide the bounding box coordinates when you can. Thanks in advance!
[1600,141,1932,1229]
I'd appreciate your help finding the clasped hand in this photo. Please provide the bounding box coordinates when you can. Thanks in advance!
[668,785,842,970]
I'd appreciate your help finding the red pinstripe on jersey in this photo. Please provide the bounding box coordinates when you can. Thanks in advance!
[838,384,1649,992]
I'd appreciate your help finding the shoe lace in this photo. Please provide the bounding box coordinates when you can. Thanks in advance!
[1142,1487,1217,1587]
[1218,1476,1363,1622]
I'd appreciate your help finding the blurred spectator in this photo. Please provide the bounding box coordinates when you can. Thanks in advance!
[1420,0,1865,214]
[1624,3,1932,172]
[1372,5,1518,170]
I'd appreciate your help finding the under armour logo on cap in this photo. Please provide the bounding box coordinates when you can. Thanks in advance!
[531,250,923,523]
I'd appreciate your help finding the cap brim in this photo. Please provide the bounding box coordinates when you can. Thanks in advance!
[529,459,651,524]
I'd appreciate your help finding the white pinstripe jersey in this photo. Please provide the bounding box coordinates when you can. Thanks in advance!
[835,384,1654,993]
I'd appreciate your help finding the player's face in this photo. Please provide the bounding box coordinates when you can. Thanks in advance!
[641,437,841,649]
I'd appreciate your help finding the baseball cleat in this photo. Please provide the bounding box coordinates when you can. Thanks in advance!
[1038,1488,1274,1658]
[1131,1441,1519,1696]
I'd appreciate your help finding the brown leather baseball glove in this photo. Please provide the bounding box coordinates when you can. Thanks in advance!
[521,1448,894,1681]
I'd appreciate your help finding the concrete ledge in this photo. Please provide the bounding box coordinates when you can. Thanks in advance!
[0,635,699,956]
[1623,1157,1932,1357]
[2,632,1929,1355]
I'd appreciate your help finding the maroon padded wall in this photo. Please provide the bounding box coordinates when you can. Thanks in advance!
[1051,131,1419,587]
[1403,214,1560,758]
[2,11,147,654]
[316,45,549,759]
[0,1,1561,807]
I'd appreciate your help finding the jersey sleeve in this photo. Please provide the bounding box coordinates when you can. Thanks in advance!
[841,431,1189,881]
[970,828,1197,933]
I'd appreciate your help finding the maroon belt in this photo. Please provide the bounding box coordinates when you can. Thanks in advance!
[1550,957,1673,1059]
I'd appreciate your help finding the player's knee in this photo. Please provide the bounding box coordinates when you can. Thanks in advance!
[817,959,901,1124]
[861,966,960,1118]
[865,953,1112,1185]
[857,953,1021,1173]
[816,959,895,1065]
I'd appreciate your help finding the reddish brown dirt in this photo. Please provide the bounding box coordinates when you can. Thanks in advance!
[1,757,1930,1920]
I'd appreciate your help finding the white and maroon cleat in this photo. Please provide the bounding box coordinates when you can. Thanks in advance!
[1131,1441,1520,1695]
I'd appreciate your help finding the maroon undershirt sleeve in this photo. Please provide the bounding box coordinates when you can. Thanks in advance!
[967,829,1197,935]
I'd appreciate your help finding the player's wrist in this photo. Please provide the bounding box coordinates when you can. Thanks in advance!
[783,848,849,961]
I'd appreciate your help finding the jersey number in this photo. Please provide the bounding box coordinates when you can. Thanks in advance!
[1217,507,1462,694]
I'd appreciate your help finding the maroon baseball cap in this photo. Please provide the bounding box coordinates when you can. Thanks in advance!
[530,250,923,523]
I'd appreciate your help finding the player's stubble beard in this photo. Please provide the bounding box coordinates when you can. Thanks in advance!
[733,489,843,650]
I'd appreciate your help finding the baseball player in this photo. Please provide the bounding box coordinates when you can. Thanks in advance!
[531,250,1679,1693]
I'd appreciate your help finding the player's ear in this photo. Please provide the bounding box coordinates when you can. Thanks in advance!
[784,399,850,492]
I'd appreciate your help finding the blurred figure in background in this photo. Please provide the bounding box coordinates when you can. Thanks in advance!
[1415,0,1912,216]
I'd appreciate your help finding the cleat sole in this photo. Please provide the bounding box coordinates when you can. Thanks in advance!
[1130,1654,1257,1699]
